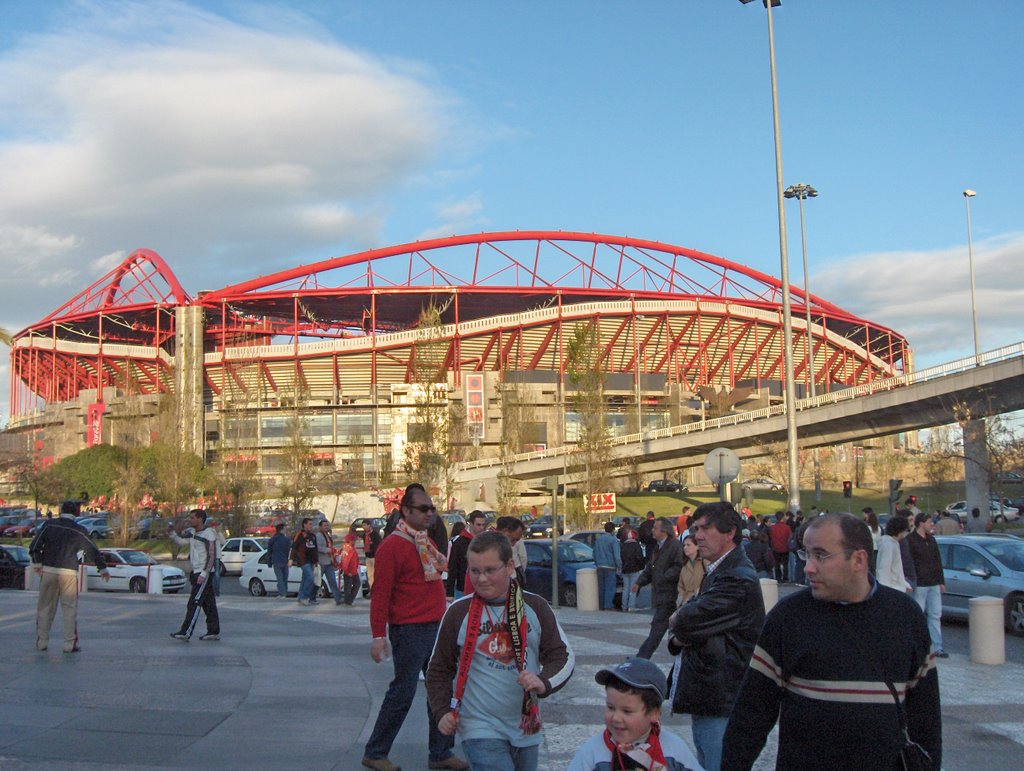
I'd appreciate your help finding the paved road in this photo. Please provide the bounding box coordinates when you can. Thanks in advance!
[1,584,1022,770]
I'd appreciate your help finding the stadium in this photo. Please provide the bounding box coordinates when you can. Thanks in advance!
[6,231,909,498]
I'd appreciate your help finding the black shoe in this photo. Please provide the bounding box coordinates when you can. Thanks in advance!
[936,650,950,658]
[170,632,189,642]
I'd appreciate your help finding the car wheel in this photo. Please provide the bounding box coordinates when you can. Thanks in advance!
[129,577,147,593]
[1006,594,1024,637]
[218,560,227,576]
[248,578,267,597]
[995,514,1006,524]
[560,584,578,607]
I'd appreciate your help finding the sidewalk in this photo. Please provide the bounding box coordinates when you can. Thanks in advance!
[1,589,1022,769]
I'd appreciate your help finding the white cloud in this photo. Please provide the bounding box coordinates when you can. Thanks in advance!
[813,232,1024,367]
[0,0,451,327]
[418,193,488,240]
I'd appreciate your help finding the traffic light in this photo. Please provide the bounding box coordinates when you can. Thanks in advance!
[888,479,903,504]
[842,481,852,498]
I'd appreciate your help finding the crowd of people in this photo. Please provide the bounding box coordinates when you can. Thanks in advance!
[26,489,945,770]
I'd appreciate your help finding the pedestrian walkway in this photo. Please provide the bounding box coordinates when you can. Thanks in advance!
[0,589,1021,769]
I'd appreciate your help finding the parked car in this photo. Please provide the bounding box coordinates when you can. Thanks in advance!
[348,517,386,541]
[83,548,187,593]
[934,535,1024,636]
[219,537,270,575]
[2,516,42,538]
[245,514,289,537]
[995,471,1024,485]
[77,517,113,539]
[525,516,564,539]
[0,544,29,589]
[741,477,786,492]
[132,515,171,539]
[239,550,369,598]
[646,479,686,493]
[522,539,596,607]
[944,500,1019,523]
[438,511,467,531]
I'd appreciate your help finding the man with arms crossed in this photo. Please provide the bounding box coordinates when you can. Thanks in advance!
[362,484,467,771]
[427,530,574,770]
[722,513,940,770]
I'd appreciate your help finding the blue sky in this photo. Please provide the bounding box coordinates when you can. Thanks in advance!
[1,0,1022,423]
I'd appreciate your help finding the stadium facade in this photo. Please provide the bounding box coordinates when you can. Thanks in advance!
[6,232,910,490]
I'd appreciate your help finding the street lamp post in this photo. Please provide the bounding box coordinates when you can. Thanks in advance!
[740,0,800,512]
[963,189,980,361]
[784,183,819,501]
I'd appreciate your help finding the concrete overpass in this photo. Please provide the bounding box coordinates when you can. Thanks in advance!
[455,340,1024,488]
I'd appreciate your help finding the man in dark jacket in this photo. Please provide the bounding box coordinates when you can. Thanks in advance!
[632,517,684,658]
[29,499,110,653]
[637,512,657,563]
[267,523,291,598]
[907,512,947,657]
[667,502,764,771]
[446,510,485,598]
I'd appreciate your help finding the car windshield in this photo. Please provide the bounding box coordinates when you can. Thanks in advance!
[533,517,553,526]
[4,546,29,562]
[983,541,1024,572]
[558,541,594,562]
[116,550,156,566]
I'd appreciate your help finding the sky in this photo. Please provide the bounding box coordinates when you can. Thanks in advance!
[1,0,1022,424]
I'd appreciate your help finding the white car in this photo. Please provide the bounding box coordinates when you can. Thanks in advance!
[219,537,269,575]
[85,548,187,593]
[945,500,1019,523]
[239,551,368,598]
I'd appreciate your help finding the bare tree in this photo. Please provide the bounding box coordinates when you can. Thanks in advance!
[565,322,612,529]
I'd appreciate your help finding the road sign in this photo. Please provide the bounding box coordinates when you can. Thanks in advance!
[583,492,617,514]
[704,448,741,486]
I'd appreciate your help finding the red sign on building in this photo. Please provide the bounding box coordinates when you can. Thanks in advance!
[466,374,485,437]
[86,402,106,447]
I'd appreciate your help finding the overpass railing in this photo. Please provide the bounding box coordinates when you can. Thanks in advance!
[456,340,1024,472]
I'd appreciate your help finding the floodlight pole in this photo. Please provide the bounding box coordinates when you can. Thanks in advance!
[741,0,800,512]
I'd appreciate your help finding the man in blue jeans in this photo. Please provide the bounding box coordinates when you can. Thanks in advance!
[292,518,319,605]
[267,522,291,597]
[592,521,621,610]
[362,483,467,771]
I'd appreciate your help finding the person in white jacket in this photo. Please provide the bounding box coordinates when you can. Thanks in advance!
[875,514,912,593]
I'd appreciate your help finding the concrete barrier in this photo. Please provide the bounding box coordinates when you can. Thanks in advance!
[760,577,779,614]
[575,567,598,611]
[969,596,1005,665]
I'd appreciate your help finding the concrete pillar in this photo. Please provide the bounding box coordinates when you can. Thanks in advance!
[175,306,205,458]
[963,419,990,519]
[575,567,598,611]
[760,577,779,614]
[968,596,1005,665]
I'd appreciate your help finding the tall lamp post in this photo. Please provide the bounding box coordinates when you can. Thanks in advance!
[963,189,980,361]
[740,0,800,512]
[784,183,819,501]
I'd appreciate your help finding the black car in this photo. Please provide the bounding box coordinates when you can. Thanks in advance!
[646,479,687,493]
[0,545,29,590]
[525,516,564,539]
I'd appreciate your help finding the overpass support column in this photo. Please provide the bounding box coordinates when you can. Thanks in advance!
[963,419,989,517]
[175,306,205,459]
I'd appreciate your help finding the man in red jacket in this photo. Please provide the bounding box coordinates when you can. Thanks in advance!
[362,483,468,771]
[768,512,792,583]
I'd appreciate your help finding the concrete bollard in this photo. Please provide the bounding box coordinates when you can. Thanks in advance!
[760,577,779,614]
[969,596,1005,665]
[146,566,164,594]
[575,567,599,611]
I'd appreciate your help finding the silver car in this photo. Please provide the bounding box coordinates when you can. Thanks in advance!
[934,535,1024,636]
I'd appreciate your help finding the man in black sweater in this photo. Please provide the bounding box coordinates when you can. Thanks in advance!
[29,499,110,653]
[721,512,941,770]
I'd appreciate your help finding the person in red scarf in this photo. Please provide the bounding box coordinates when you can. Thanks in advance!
[362,483,468,771]
[426,530,574,771]
[568,658,702,771]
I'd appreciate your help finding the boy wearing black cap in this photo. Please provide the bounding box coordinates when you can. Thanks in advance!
[568,658,702,770]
